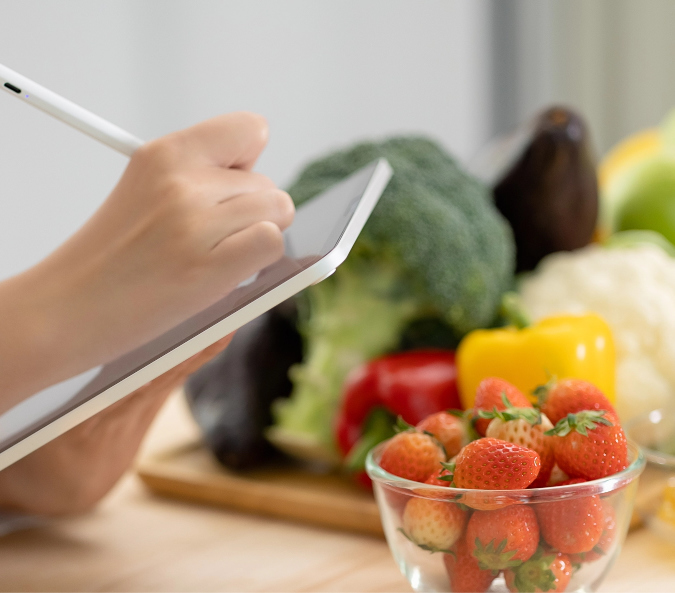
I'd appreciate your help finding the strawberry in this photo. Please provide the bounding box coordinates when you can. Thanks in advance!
[401,498,468,552]
[459,490,520,512]
[424,467,454,487]
[536,479,604,554]
[474,378,532,436]
[537,378,616,425]
[504,547,572,593]
[569,503,617,564]
[379,431,445,482]
[452,437,541,490]
[416,411,468,458]
[546,464,570,486]
[466,505,540,570]
[410,467,455,500]
[484,408,555,488]
[444,539,496,593]
[547,410,628,480]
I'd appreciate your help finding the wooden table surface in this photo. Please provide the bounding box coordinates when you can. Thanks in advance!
[1,393,675,592]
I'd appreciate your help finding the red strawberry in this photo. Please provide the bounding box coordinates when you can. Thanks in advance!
[452,438,541,490]
[538,378,616,425]
[401,498,468,552]
[474,378,532,436]
[536,479,604,554]
[379,431,445,482]
[410,467,454,500]
[444,539,496,593]
[416,411,468,458]
[424,467,454,487]
[459,490,520,512]
[466,506,540,570]
[570,503,617,564]
[484,409,555,488]
[546,464,570,486]
[504,548,572,593]
[547,410,628,480]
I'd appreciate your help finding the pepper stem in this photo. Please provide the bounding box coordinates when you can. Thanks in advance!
[500,292,532,329]
[345,408,396,472]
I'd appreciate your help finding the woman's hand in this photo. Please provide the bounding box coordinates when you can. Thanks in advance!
[0,112,294,411]
[0,336,233,516]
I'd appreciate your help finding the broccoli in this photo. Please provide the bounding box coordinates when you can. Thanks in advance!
[268,136,515,458]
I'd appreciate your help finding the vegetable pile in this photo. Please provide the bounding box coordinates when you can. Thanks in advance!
[375,376,630,593]
[186,104,675,476]
[519,243,675,422]
[269,136,515,457]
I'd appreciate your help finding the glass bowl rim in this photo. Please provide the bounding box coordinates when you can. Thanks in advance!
[625,406,675,468]
[365,438,645,502]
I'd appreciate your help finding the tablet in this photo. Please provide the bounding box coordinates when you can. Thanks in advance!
[0,158,392,471]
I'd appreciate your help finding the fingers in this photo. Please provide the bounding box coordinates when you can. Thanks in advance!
[170,111,269,170]
[210,221,286,288]
[203,188,294,248]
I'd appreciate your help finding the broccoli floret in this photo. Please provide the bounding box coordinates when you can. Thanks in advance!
[269,136,515,456]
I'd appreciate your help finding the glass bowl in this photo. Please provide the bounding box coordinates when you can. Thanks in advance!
[625,406,675,544]
[366,440,645,593]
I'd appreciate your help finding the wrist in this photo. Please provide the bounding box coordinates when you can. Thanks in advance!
[0,257,102,413]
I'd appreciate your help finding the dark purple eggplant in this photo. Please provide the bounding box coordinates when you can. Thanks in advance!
[185,299,303,469]
[493,106,599,272]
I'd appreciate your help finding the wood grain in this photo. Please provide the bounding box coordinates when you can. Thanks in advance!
[1,392,674,592]
[137,443,384,537]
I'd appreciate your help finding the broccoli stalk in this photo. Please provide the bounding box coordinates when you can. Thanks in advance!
[268,137,515,459]
[271,256,422,452]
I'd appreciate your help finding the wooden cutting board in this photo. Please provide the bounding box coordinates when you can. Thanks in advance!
[137,441,646,537]
[136,442,384,537]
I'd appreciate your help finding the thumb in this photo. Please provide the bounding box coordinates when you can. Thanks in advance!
[172,111,269,170]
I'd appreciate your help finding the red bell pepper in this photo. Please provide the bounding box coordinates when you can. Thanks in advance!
[335,349,461,472]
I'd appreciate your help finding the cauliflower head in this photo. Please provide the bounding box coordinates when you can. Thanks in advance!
[519,244,675,421]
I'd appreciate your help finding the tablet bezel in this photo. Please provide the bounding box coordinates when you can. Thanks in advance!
[0,158,392,471]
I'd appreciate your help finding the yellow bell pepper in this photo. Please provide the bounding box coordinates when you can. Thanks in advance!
[457,307,616,409]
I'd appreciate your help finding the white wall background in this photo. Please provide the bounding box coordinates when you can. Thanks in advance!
[0,0,493,280]
[492,0,675,155]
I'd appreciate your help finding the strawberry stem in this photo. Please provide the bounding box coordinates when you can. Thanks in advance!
[545,410,613,437]
[477,395,542,425]
[511,547,558,592]
[473,538,522,571]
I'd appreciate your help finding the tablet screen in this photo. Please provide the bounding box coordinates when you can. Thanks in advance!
[0,160,385,456]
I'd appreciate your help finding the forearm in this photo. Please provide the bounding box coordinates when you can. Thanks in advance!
[0,112,292,415]
[0,260,94,415]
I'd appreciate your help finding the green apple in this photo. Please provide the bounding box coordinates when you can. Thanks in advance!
[614,154,675,246]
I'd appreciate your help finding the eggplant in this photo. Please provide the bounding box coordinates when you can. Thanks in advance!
[492,106,599,272]
[185,299,303,469]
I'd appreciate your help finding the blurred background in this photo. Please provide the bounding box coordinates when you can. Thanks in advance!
[1,0,675,279]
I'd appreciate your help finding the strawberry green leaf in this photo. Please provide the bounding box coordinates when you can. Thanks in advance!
[533,376,557,409]
[440,461,456,473]
[545,410,613,437]
[512,552,558,593]
[473,537,522,571]
[394,416,415,433]
[478,406,541,425]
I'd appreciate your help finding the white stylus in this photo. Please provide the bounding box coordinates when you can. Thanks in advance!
[0,63,143,156]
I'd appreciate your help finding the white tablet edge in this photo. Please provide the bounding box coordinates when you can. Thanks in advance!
[0,158,392,471]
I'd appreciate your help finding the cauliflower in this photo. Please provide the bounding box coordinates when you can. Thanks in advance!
[519,244,675,421]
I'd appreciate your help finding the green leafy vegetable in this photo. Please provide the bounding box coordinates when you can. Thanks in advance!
[270,136,515,455]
